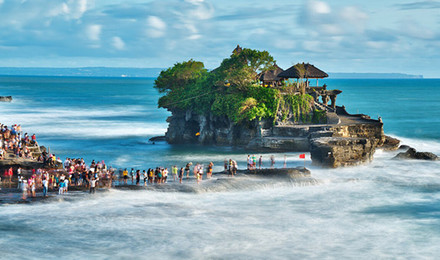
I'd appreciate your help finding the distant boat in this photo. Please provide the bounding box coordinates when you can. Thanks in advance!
[121,74,128,78]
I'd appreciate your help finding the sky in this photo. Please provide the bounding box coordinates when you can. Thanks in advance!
[0,0,439,77]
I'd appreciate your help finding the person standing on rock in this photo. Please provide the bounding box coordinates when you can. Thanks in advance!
[259,156,263,169]
[179,167,184,184]
[270,155,275,168]
[143,170,148,186]
[148,168,154,184]
[207,162,213,179]
[130,168,135,184]
[122,168,128,184]
[172,166,178,181]
[90,177,99,194]
[21,179,28,200]
[224,159,228,173]
[42,176,48,197]
[185,163,192,179]
[283,155,287,168]
[136,170,140,185]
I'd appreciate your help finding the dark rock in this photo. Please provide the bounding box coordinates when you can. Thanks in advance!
[237,167,311,178]
[394,148,439,161]
[0,96,12,102]
[310,137,376,168]
[379,135,400,151]
[149,136,166,142]
[398,145,411,151]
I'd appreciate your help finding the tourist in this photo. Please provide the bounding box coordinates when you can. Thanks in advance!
[259,156,263,169]
[122,168,128,184]
[207,162,213,179]
[21,179,28,200]
[148,168,154,184]
[156,168,162,184]
[247,155,250,170]
[270,155,275,168]
[193,164,199,179]
[224,159,228,172]
[163,168,168,183]
[63,177,69,193]
[284,155,287,168]
[143,170,148,186]
[58,177,65,195]
[197,165,203,184]
[172,165,178,181]
[185,162,192,179]
[252,155,256,170]
[29,176,36,197]
[136,169,140,185]
[179,167,184,184]
[233,160,237,175]
[42,176,48,197]
[130,168,135,184]
[90,177,99,194]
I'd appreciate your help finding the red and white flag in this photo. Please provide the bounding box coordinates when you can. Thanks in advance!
[299,154,305,159]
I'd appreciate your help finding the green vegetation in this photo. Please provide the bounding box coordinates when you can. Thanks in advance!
[155,47,322,124]
[312,109,327,124]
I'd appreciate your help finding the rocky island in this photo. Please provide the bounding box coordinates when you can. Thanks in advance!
[155,46,400,168]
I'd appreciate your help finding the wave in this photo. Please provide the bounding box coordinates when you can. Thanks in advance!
[0,106,168,138]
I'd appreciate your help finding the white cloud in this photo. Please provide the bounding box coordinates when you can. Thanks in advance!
[86,24,101,41]
[146,16,167,38]
[310,0,331,14]
[65,0,90,19]
[185,0,205,4]
[112,36,125,50]
[187,34,201,40]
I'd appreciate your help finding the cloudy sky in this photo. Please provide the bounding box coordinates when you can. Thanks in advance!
[0,0,439,77]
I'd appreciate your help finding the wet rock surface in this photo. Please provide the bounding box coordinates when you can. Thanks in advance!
[0,96,12,102]
[394,147,439,161]
[310,137,376,168]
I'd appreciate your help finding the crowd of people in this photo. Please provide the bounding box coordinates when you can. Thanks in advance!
[119,161,216,186]
[0,123,296,202]
[0,123,37,160]
[246,154,285,169]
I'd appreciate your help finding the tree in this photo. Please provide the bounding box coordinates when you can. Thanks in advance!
[214,48,276,88]
[154,59,207,93]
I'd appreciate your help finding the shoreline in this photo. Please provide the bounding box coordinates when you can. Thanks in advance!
[1,167,311,205]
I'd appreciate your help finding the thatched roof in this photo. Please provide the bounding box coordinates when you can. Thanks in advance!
[259,64,284,81]
[277,63,328,79]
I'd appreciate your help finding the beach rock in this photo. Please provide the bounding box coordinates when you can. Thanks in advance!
[0,158,45,171]
[149,136,166,142]
[379,135,401,151]
[394,148,439,161]
[398,145,411,151]
[310,137,376,168]
[0,96,12,102]
[237,167,311,178]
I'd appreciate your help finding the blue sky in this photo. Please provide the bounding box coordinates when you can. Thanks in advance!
[0,0,439,77]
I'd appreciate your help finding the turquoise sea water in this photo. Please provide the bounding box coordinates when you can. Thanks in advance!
[1,76,440,259]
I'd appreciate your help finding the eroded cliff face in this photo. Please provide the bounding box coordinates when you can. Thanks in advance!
[165,107,396,168]
[165,110,264,146]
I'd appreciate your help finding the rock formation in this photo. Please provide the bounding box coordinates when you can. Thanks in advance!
[394,147,439,161]
[0,96,12,102]
[164,105,392,168]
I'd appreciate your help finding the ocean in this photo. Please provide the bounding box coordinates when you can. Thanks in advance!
[1,76,440,259]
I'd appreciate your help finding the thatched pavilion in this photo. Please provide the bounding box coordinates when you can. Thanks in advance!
[259,64,284,87]
[277,63,328,88]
